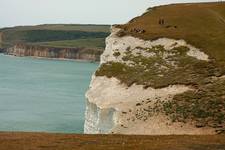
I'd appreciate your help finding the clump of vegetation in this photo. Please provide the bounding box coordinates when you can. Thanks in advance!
[96,46,222,88]
[163,79,225,133]
[113,51,121,57]
[116,30,127,37]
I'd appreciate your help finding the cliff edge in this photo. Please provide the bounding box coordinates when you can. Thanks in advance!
[84,2,225,135]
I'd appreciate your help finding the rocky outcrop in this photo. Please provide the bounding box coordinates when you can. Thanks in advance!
[6,44,103,61]
[84,25,225,135]
[0,48,4,53]
[0,32,3,44]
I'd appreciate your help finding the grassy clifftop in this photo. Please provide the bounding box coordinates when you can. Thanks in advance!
[0,24,110,49]
[117,2,225,68]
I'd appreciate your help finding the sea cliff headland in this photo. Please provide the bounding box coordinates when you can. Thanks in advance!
[84,2,225,135]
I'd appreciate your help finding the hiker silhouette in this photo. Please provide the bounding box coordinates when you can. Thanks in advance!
[159,18,165,25]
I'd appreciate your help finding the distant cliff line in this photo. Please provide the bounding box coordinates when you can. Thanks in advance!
[0,24,110,61]
[6,43,103,62]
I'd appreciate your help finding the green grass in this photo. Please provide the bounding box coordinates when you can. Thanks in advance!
[0,24,110,48]
[0,24,110,32]
[34,38,105,49]
[1,30,109,47]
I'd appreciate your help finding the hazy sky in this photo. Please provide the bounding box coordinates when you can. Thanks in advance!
[0,0,219,28]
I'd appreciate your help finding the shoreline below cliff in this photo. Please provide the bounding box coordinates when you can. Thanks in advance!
[3,53,100,63]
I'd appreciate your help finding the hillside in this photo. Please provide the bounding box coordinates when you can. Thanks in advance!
[116,2,225,69]
[0,24,110,61]
[85,2,225,134]
[0,24,110,48]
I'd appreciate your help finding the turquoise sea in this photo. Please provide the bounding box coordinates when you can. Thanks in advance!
[0,54,98,133]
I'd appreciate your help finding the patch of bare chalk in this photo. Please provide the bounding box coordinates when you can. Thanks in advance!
[101,27,209,65]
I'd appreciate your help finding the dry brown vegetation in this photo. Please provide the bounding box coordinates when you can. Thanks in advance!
[0,132,225,150]
[116,2,225,70]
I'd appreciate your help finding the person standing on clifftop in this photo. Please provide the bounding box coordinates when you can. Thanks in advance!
[159,18,162,25]
[159,18,165,25]
[162,19,165,25]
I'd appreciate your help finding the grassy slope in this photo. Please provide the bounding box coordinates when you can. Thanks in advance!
[0,132,224,150]
[34,38,106,49]
[0,24,110,49]
[117,2,225,68]
[96,2,225,131]
[0,24,110,32]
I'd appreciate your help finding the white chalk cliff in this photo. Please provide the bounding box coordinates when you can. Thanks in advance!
[84,27,216,135]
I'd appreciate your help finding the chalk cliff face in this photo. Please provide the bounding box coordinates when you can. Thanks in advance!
[84,25,225,134]
[6,44,102,61]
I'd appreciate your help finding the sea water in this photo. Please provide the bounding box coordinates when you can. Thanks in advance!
[0,54,98,133]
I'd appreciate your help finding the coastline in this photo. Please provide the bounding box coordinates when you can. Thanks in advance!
[2,53,100,64]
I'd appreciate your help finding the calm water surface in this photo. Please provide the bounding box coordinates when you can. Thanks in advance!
[0,54,98,133]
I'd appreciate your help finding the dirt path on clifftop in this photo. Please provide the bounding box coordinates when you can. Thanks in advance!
[0,132,225,150]
[207,9,225,25]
